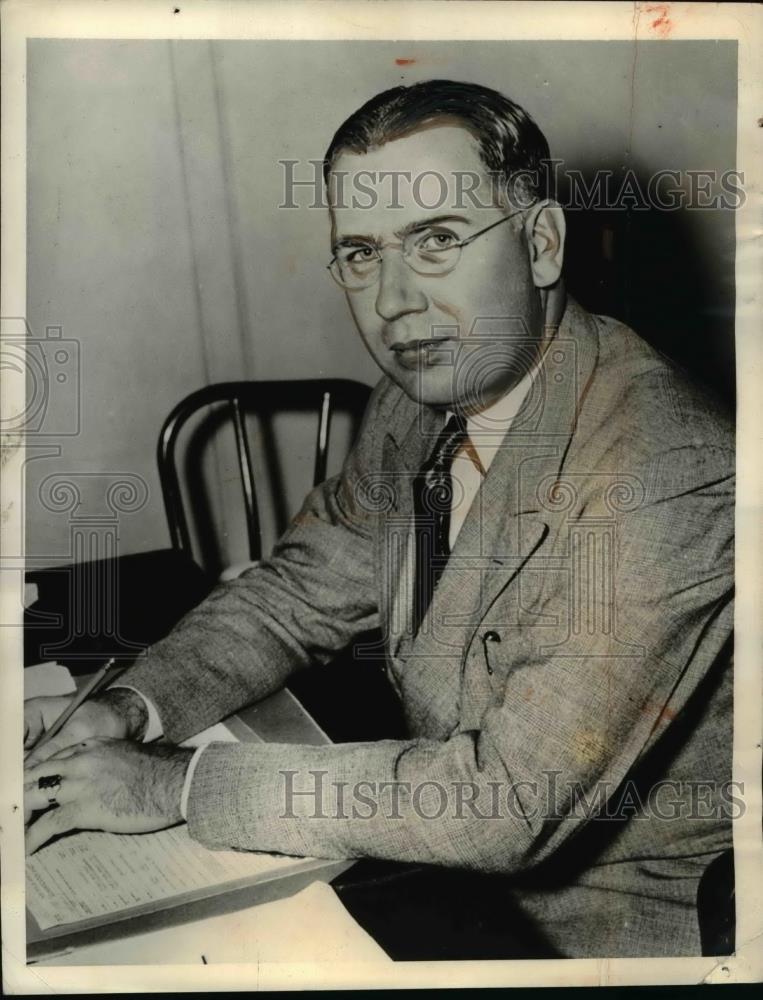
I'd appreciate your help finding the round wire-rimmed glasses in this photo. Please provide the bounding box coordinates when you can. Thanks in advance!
[327,208,526,291]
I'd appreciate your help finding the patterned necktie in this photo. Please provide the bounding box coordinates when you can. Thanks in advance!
[411,414,468,639]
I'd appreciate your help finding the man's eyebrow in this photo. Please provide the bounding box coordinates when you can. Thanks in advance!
[332,233,380,247]
[332,214,473,247]
[395,214,473,237]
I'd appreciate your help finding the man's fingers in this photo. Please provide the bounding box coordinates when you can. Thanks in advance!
[24,743,79,771]
[25,749,86,787]
[34,740,93,763]
[24,773,84,813]
[23,711,44,749]
[25,732,91,767]
[24,758,69,786]
[23,697,74,751]
[25,805,76,855]
[24,719,34,746]
[24,743,102,813]
[25,743,62,768]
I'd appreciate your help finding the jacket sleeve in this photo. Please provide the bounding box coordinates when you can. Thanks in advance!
[184,437,734,874]
[114,383,388,742]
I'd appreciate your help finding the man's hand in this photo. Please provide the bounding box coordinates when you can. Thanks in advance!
[24,738,194,855]
[24,688,149,767]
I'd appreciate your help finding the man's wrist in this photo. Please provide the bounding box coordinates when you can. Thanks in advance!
[94,687,149,741]
[110,684,164,741]
[148,745,196,824]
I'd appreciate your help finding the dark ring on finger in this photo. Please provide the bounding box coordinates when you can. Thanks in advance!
[38,774,63,791]
[38,774,62,807]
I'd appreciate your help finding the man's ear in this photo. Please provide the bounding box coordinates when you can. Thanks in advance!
[523,201,566,288]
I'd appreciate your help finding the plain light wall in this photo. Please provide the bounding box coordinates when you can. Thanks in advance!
[26,39,737,570]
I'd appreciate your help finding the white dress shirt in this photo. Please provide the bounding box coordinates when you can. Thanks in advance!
[447,359,538,547]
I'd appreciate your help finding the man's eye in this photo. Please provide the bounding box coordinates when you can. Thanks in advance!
[416,231,458,252]
[341,245,378,263]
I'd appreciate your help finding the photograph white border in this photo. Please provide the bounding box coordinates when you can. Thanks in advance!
[2,1,761,991]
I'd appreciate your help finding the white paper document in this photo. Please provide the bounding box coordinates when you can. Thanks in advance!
[26,721,311,931]
[38,881,389,965]
[26,820,309,931]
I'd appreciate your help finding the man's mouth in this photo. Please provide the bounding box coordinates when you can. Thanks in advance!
[389,338,457,369]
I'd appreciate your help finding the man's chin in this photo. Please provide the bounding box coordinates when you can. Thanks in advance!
[387,367,498,411]
[378,363,445,404]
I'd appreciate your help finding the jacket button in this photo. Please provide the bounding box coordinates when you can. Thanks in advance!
[481,631,501,675]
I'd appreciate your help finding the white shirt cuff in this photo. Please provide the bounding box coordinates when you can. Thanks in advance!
[180,746,206,820]
[109,684,164,742]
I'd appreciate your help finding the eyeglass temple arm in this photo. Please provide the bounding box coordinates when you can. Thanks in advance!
[458,208,526,248]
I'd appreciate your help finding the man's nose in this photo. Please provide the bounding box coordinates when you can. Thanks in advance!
[374,250,428,323]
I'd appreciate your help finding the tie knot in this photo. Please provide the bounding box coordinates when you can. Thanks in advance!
[423,414,468,475]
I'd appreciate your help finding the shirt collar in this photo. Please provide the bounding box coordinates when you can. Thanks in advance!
[448,353,542,475]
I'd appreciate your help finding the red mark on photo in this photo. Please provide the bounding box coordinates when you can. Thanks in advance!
[645,3,673,38]
[395,58,416,66]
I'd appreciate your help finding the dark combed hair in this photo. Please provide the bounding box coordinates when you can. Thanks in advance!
[323,79,551,205]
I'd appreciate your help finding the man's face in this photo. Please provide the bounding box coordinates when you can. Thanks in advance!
[329,126,546,410]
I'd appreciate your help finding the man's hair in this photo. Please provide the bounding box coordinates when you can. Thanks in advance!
[323,79,551,207]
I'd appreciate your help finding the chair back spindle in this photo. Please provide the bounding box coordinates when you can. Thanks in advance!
[230,395,261,561]
[313,391,332,487]
[157,379,371,571]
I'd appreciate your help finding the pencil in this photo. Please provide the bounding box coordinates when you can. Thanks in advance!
[25,658,121,760]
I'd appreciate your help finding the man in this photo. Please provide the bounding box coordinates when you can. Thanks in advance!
[24,80,734,957]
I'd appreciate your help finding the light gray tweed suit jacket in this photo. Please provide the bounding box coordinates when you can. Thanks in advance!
[119,297,735,958]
